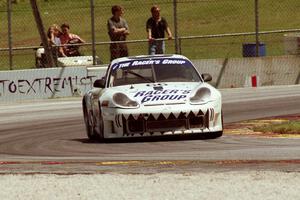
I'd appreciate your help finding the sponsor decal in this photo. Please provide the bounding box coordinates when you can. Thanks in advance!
[112,58,188,71]
[134,89,191,103]
[132,60,161,66]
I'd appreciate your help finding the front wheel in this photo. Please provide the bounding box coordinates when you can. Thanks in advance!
[83,105,101,141]
[207,131,223,139]
[96,108,105,142]
[206,111,223,139]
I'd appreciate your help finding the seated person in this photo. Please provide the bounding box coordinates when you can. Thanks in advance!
[47,24,66,57]
[36,24,67,68]
[59,23,85,57]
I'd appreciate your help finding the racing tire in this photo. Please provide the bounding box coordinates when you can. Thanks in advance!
[206,111,224,139]
[207,131,223,139]
[83,105,101,141]
[96,108,105,142]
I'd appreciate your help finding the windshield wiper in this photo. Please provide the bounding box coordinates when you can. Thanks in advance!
[124,70,154,83]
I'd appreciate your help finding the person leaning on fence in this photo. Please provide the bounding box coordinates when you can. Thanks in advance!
[59,23,85,57]
[107,5,130,61]
[146,5,173,55]
[47,24,66,57]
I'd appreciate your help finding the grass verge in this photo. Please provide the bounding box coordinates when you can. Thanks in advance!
[253,121,300,135]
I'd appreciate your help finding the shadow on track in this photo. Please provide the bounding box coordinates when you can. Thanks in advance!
[72,133,223,144]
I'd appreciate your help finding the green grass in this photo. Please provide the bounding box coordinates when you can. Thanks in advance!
[254,121,300,134]
[1,0,300,69]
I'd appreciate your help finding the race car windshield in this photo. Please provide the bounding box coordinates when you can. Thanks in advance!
[154,63,200,82]
[110,65,155,86]
[124,69,154,83]
[109,58,201,87]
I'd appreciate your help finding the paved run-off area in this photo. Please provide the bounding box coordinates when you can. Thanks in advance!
[0,171,299,200]
[0,121,299,200]
[0,116,299,200]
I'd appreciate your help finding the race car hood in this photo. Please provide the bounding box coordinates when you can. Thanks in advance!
[106,82,209,106]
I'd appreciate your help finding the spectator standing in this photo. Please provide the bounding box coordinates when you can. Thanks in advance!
[146,5,173,55]
[107,5,130,61]
[60,23,85,56]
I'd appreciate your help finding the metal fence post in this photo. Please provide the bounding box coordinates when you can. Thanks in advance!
[7,0,13,70]
[90,0,96,65]
[255,0,259,57]
[30,0,55,68]
[173,0,179,54]
[179,37,182,54]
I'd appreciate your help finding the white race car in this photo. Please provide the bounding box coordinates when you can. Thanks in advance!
[82,54,223,141]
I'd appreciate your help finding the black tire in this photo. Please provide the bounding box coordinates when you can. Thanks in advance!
[207,131,223,139]
[83,105,101,141]
[206,111,223,139]
[96,109,105,142]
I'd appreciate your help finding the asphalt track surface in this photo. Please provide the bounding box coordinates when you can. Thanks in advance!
[0,85,299,173]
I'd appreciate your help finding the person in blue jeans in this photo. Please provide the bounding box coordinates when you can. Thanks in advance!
[146,5,173,55]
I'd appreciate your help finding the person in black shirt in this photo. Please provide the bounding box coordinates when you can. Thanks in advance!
[146,5,173,55]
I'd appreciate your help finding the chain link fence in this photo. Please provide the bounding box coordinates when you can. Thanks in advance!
[1,0,300,70]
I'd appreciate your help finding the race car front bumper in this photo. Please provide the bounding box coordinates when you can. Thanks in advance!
[102,101,222,138]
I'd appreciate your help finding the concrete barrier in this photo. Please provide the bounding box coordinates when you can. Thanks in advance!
[193,55,300,88]
[0,66,106,102]
[0,55,299,102]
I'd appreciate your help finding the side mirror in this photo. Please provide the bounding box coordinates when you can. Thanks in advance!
[201,73,212,82]
[93,78,106,88]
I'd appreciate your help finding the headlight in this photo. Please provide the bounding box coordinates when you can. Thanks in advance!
[190,87,211,104]
[113,93,139,108]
